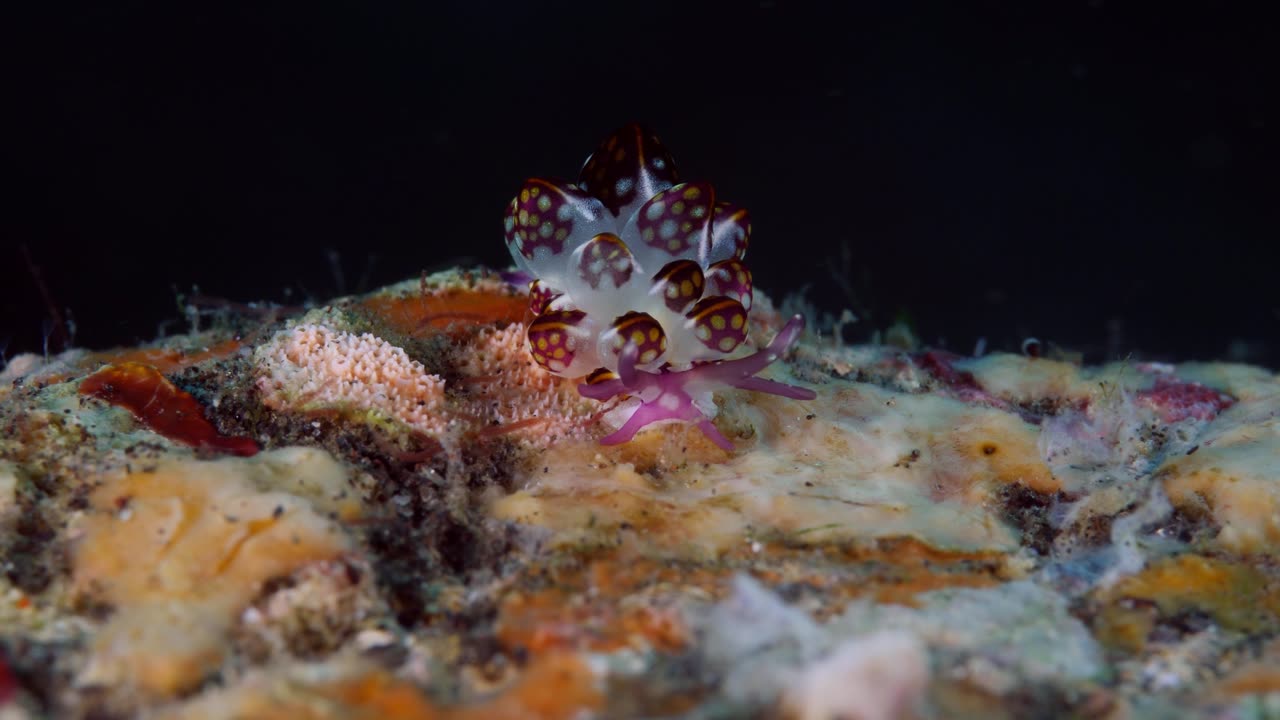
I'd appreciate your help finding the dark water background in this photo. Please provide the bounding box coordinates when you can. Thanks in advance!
[6,2,1277,367]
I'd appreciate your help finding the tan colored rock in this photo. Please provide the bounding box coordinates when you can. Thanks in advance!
[958,354,1092,406]
[493,381,1056,554]
[1157,393,1280,553]
[71,447,363,697]
[0,461,18,516]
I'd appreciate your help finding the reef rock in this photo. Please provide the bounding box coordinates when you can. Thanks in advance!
[1,267,1278,718]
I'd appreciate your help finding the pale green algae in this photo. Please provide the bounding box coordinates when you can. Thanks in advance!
[837,580,1108,684]
[699,575,1107,717]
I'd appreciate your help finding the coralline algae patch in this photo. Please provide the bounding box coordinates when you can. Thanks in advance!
[492,381,1056,554]
[3,266,1280,718]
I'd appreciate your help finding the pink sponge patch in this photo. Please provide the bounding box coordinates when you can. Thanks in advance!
[1136,377,1235,423]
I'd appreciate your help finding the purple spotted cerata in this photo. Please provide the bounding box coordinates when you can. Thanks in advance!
[503,124,815,449]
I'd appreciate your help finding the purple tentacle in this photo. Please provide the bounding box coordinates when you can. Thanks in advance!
[695,419,735,451]
[500,269,534,287]
[616,341,640,387]
[598,393,691,445]
[582,314,813,449]
[762,314,807,362]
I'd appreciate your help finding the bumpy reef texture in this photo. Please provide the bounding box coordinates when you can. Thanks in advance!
[2,268,1280,719]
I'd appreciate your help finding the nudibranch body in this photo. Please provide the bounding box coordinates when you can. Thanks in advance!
[504,124,815,450]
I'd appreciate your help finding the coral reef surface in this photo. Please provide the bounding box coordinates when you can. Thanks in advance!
[1,268,1279,719]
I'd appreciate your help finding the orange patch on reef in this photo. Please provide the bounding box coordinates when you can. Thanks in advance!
[85,338,244,375]
[447,652,602,720]
[362,288,527,337]
[765,537,1011,611]
[72,449,360,697]
[496,540,1010,656]
[496,556,702,655]
[1104,553,1280,632]
[1093,553,1280,654]
[1216,663,1280,698]
[315,670,440,719]
[180,654,601,720]
[79,362,259,456]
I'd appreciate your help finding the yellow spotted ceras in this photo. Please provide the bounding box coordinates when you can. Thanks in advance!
[686,296,748,354]
[526,309,588,374]
[600,311,667,366]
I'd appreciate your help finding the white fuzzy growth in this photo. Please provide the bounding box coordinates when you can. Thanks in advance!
[1096,482,1172,589]
[782,632,929,720]
[254,324,448,434]
[701,575,826,707]
[701,575,930,719]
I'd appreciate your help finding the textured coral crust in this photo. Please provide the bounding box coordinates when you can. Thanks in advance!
[504,124,813,447]
[79,361,260,456]
[450,323,599,438]
[255,324,448,434]
[252,316,601,443]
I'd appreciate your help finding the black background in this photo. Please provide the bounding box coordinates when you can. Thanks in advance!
[6,2,1277,367]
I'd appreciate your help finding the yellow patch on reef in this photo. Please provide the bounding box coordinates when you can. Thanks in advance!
[492,382,1056,554]
[957,354,1092,406]
[1156,392,1280,553]
[1112,554,1280,631]
[1173,362,1280,402]
[1093,553,1280,653]
[71,447,363,698]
